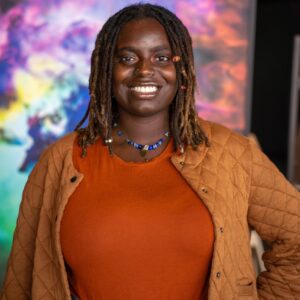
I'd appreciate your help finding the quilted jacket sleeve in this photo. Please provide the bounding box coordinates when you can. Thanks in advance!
[0,146,58,300]
[247,141,300,299]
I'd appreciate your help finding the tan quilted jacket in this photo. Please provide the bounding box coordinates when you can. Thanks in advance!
[1,119,300,300]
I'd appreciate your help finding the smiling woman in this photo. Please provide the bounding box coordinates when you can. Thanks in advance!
[1,3,300,300]
[111,18,177,162]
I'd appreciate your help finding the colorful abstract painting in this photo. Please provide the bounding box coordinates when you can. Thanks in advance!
[0,0,255,283]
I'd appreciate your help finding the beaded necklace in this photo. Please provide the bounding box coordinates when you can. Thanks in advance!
[117,129,169,157]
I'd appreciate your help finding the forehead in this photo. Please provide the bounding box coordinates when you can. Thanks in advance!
[116,18,171,50]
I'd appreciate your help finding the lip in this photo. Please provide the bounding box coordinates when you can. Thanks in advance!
[128,81,161,87]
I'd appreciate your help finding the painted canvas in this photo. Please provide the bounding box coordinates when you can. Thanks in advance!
[0,0,255,282]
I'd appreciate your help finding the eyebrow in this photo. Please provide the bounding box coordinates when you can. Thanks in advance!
[115,45,172,53]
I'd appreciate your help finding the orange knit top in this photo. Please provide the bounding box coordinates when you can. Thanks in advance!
[60,137,214,300]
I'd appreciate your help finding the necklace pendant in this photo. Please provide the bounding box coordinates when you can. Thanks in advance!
[140,149,147,157]
[140,145,149,157]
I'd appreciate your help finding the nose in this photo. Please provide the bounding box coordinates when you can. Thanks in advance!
[135,58,154,77]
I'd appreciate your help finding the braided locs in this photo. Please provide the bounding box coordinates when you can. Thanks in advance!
[75,3,208,157]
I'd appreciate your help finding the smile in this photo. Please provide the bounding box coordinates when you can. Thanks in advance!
[130,86,159,93]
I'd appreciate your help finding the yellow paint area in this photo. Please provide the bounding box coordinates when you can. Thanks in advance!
[0,54,66,123]
[28,54,67,76]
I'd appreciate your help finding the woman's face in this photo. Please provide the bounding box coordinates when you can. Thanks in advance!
[112,18,177,118]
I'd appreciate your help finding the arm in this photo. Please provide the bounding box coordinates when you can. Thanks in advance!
[1,147,57,300]
[247,141,300,299]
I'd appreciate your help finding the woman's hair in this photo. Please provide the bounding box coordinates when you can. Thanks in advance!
[75,3,208,156]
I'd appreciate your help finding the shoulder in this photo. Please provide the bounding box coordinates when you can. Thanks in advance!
[27,132,78,184]
[198,118,284,178]
[199,118,251,153]
[38,131,78,163]
[48,131,78,155]
[181,118,253,171]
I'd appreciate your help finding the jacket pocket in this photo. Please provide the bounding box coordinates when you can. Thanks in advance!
[236,278,255,296]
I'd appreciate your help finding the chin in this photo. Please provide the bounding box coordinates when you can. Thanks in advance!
[128,106,167,118]
[132,110,162,118]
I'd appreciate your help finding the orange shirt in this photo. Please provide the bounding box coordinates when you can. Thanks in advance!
[60,138,214,300]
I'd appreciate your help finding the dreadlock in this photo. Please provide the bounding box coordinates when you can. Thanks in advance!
[75,3,208,157]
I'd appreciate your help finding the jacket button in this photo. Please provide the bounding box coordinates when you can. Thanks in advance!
[179,161,184,165]
[216,272,221,278]
[220,227,224,233]
[70,176,77,183]
[201,187,208,193]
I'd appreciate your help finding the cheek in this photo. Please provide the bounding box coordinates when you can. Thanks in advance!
[112,67,132,93]
[162,65,177,87]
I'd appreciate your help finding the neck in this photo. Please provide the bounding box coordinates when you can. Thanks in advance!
[116,111,169,144]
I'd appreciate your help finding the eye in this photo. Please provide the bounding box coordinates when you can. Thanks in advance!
[156,55,170,62]
[119,56,136,64]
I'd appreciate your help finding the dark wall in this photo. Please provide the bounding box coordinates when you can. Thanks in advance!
[251,0,300,174]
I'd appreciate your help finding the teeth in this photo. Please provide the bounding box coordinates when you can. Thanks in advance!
[131,86,158,93]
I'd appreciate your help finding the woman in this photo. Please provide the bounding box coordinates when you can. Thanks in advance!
[1,3,300,300]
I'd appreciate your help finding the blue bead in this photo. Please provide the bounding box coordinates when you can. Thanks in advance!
[124,131,168,153]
